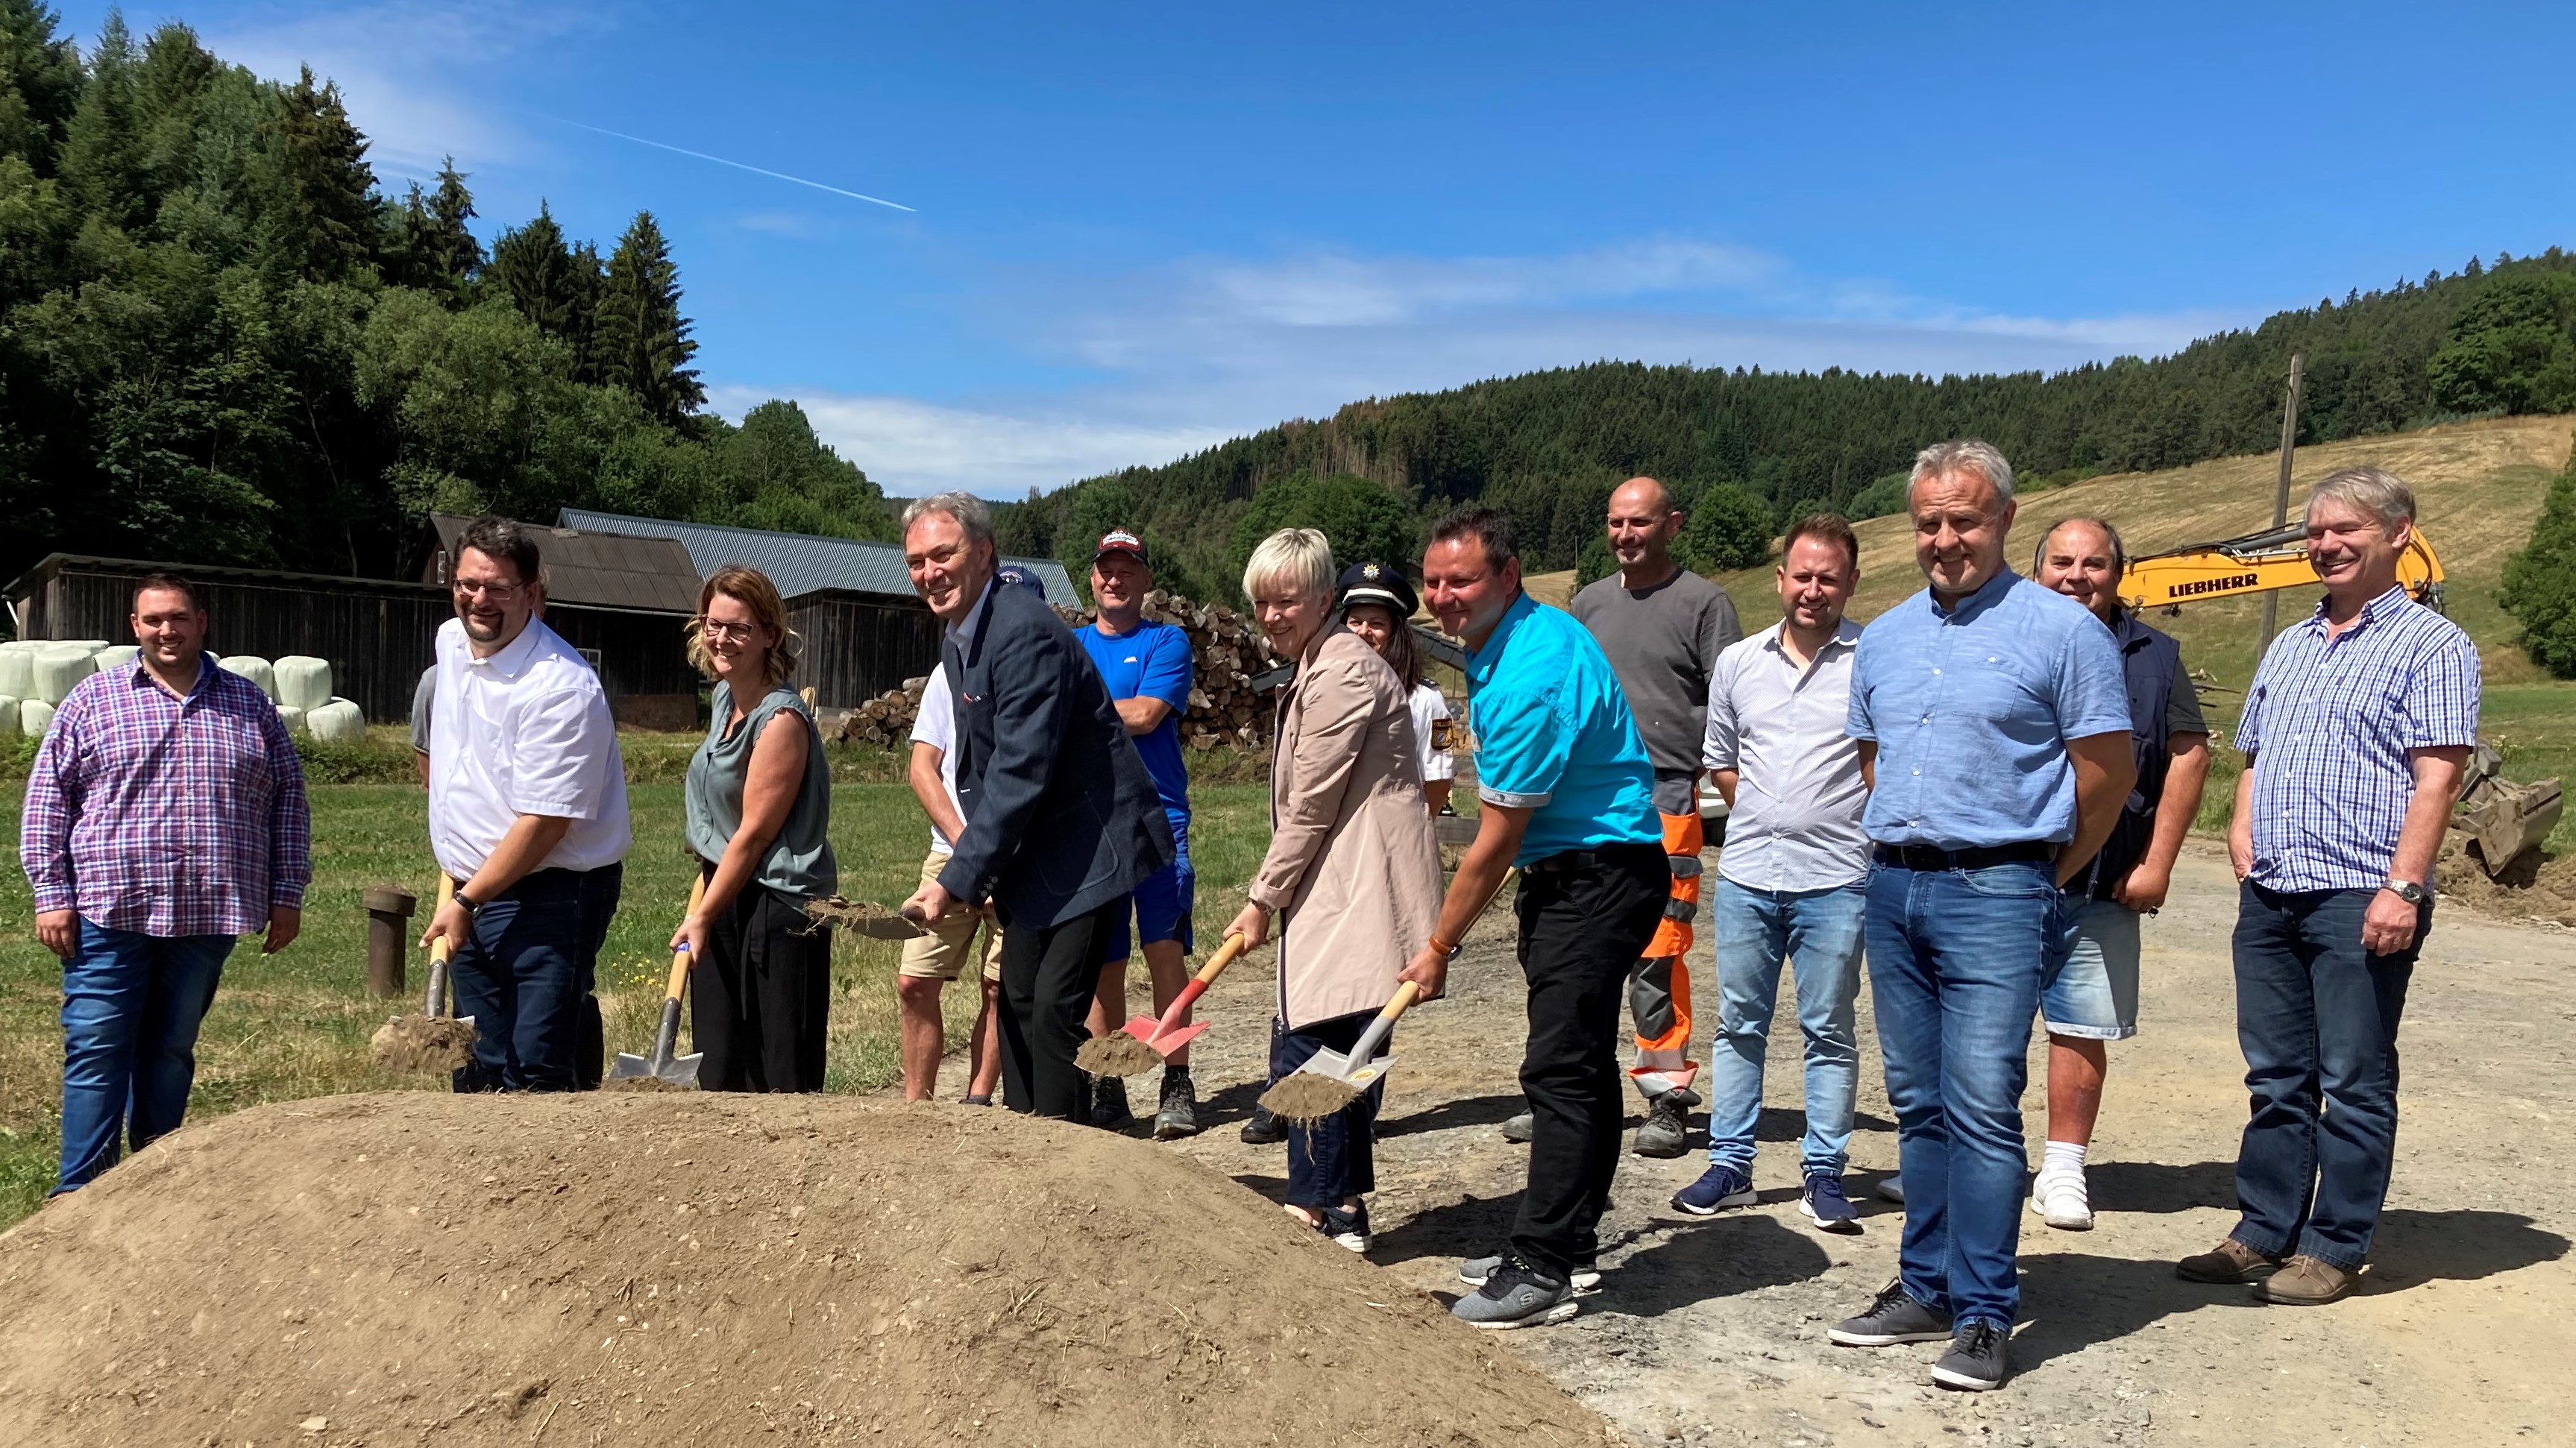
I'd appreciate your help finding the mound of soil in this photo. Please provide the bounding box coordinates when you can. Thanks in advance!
[0,1093,1609,1447]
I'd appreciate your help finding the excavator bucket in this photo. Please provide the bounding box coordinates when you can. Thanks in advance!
[2451,738,2563,878]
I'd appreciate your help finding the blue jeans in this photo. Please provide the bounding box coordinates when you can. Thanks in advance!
[1703,878,1866,1177]
[450,864,622,1092]
[2229,882,2425,1269]
[1866,857,2057,1329]
[1269,1010,1387,1208]
[56,921,236,1194]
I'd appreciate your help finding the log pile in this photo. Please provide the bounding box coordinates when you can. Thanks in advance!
[831,589,1278,750]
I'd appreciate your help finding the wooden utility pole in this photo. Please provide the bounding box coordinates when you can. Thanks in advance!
[2257,352,2306,647]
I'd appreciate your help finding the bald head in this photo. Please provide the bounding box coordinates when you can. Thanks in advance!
[2033,515,2126,626]
[1605,476,1683,583]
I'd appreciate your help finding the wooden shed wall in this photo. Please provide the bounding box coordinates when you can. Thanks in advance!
[19,564,696,724]
[788,593,943,709]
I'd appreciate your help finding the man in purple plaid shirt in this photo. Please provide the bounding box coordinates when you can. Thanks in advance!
[2178,468,2477,1306]
[20,573,310,1194]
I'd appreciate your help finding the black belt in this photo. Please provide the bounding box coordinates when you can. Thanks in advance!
[1872,841,2055,872]
[1525,843,1663,875]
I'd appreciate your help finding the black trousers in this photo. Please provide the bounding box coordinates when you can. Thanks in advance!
[997,898,1121,1119]
[1510,843,1669,1277]
[1270,1010,1388,1208]
[691,874,833,1092]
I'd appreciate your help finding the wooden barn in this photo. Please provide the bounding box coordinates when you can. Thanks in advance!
[557,509,1081,709]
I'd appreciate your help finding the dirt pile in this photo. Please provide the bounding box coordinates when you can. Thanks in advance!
[0,1093,1609,1448]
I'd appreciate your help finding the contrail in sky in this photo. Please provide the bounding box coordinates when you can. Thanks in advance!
[550,117,916,213]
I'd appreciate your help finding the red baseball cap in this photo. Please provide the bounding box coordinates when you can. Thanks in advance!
[1092,529,1150,566]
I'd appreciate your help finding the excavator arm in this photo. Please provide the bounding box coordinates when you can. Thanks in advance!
[2117,523,2444,614]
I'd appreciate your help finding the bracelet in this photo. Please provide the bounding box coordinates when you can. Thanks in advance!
[1427,934,1460,959]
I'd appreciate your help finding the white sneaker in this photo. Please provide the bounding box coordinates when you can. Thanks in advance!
[2029,1166,2093,1230]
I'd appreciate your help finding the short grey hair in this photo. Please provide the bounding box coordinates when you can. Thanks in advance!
[2305,466,2416,529]
[2035,515,2126,575]
[1910,439,2015,506]
[1243,527,1336,603]
[901,491,994,547]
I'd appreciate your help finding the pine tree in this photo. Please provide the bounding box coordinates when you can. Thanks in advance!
[593,210,702,424]
[268,64,378,281]
[387,156,482,295]
[568,238,606,384]
[0,0,84,174]
[487,201,579,338]
[56,12,140,229]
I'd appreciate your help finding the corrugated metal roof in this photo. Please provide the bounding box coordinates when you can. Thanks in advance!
[558,508,1083,609]
[424,514,701,614]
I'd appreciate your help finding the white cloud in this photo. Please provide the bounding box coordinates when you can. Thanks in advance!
[204,3,594,177]
[706,385,1233,500]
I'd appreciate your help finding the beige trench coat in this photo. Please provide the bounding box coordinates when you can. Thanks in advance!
[1249,627,1445,1030]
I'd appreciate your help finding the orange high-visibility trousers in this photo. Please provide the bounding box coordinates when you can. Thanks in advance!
[1628,805,1701,1098]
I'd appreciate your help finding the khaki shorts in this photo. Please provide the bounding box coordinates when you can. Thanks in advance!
[897,852,1004,983]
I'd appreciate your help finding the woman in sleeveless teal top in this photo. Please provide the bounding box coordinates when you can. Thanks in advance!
[675,566,838,1092]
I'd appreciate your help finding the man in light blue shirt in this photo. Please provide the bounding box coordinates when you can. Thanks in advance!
[1405,505,1664,1330]
[1826,441,2134,1394]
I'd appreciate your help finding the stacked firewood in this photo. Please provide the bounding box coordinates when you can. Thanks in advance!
[830,589,1277,750]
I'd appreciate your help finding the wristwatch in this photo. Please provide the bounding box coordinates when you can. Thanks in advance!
[2380,878,2428,905]
[453,888,483,916]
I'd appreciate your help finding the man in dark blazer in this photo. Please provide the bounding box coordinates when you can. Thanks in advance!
[899,492,1173,1120]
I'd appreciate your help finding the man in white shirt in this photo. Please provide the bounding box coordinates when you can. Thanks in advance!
[421,517,631,1092]
[1674,514,1876,1232]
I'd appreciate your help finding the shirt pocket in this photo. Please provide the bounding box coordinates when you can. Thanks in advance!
[1955,649,2049,740]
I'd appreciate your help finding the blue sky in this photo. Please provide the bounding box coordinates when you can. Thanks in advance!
[62,1,2576,495]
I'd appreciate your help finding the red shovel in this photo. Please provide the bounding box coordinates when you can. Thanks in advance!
[1078,933,1250,1078]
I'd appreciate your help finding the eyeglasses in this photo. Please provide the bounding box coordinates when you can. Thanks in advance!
[452,578,525,600]
[700,620,764,642]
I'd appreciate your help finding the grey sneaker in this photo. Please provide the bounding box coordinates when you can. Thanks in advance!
[1460,1252,1602,1291]
[1090,1075,1133,1130]
[1152,1067,1199,1140]
[1501,1109,1534,1143]
[1451,1257,1577,1329]
[1631,1087,1696,1158]
[1931,1319,2011,1391]
[1828,1278,1952,1346]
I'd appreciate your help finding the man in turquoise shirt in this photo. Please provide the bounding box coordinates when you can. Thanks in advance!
[1407,505,1665,1329]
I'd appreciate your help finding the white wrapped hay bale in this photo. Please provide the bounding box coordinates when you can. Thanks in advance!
[31,646,95,705]
[20,699,54,738]
[219,655,275,699]
[0,696,18,741]
[306,697,364,743]
[55,640,106,652]
[275,703,306,736]
[0,646,31,700]
[273,655,332,712]
[92,645,139,671]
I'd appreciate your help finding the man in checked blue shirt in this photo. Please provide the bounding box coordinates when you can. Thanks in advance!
[1406,505,1666,1330]
[1826,441,2134,1393]
[2176,468,2476,1307]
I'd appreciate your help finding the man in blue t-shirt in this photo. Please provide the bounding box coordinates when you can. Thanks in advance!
[1075,529,1200,1138]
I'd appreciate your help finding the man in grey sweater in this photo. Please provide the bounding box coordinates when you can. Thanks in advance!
[1556,476,1742,1157]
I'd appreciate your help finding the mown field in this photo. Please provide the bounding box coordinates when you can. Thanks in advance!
[0,743,1275,1228]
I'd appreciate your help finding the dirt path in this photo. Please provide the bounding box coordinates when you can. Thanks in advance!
[1110,842,2575,1447]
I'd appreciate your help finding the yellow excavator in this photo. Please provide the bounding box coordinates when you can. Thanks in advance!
[2117,523,2444,614]
[2118,522,2560,877]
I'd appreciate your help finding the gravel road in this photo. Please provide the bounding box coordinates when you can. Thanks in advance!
[1131,841,2576,1447]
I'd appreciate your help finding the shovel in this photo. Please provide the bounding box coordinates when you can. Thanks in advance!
[1257,981,1421,1124]
[609,875,706,1089]
[1075,933,1249,1078]
[368,875,479,1074]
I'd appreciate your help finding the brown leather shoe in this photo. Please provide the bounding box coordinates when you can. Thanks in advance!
[2176,1237,2284,1283]
[2255,1254,2358,1305]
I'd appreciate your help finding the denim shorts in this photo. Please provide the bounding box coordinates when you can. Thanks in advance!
[1104,838,1195,962]
[2041,895,2140,1039]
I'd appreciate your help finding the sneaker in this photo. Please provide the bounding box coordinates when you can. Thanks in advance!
[1320,1203,1372,1253]
[961,1092,993,1107]
[1239,1105,1285,1145]
[1631,1088,1695,1159]
[1799,1171,1862,1234]
[2029,1165,2093,1230]
[2255,1254,2358,1306]
[1670,1162,1756,1216]
[1450,1256,1578,1329]
[1876,1175,1904,1203]
[1460,1252,1602,1292]
[1828,1278,1952,1347]
[2176,1237,2285,1285]
[1090,1075,1134,1130]
[1930,1319,2011,1391]
[1501,1109,1534,1143]
[1152,1067,1200,1140]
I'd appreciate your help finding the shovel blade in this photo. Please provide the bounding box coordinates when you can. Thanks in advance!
[608,1051,654,1080]
[1298,1046,1398,1090]
[659,1052,703,1088]
[1140,1020,1211,1055]
[1116,1012,1166,1041]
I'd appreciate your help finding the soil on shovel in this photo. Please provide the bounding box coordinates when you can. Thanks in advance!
[1260,1070,1368,1124]
[0,1093,1610,1448]
[366,1015,475,1074]
[1074,1029,1165,1077]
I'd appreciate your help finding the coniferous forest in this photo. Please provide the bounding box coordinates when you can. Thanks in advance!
[0,4,893,587]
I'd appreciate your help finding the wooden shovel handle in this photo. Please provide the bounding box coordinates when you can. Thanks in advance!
[1192,931,1249,986]
[1378,979,1422,1022]
[428,875,456,966]
[665,874,708,1003]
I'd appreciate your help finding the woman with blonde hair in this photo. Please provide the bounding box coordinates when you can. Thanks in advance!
[676,564,838,1091]
[1225,528,1443,1252]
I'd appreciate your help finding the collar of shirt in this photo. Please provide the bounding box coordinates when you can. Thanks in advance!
[2108,607,2158,654]
[944,576,996,646]
[1762,617,1863,663]
[1463,591,1539,684]
[462,617,552,681]
[122,652,219,703]
[1926,566,2021,623]
[2296,583,2410,638]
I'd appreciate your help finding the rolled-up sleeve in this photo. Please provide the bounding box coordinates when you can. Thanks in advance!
[506,686,614,819]
[1474,683,1569,810]
[1703,652,1741,773]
